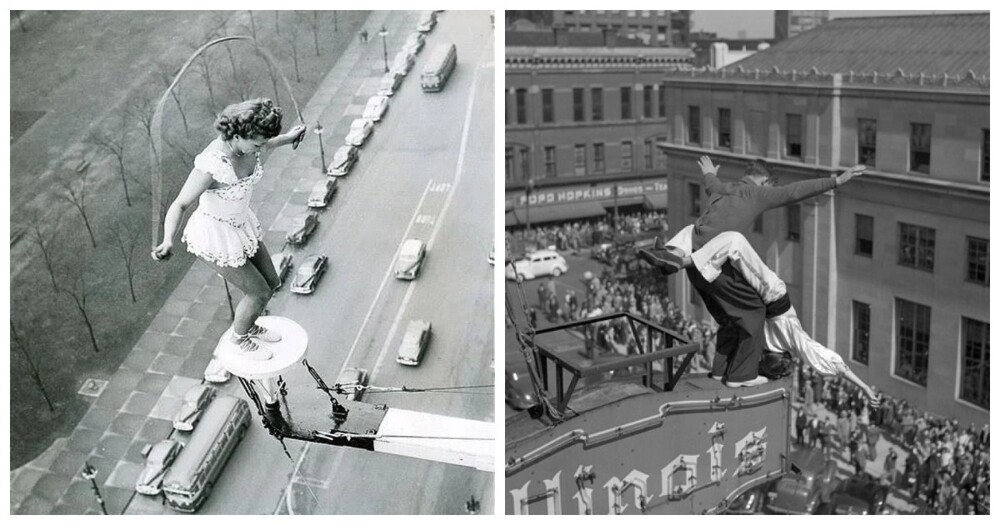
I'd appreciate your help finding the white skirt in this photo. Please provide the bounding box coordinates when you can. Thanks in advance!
[182,210,262,268]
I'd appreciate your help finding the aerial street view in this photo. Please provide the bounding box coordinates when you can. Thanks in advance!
[503,10,989,515]
[10,10,495,514]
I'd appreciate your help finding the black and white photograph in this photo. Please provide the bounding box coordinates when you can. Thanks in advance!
[503,9,989,515]
[9,8,495,514]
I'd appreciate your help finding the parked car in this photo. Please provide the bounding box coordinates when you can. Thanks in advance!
[286,212,320,245]
[335,367,369,401]
[726,483,771,514]
[828,474,889,515]
[307,178,338,208]
[402,31,425,54]
[505,369,537,410]
[344,118,374,146]
[203,358,230,383]
[394,238,427,280]
[135,439,183,495]
[270,252,293,288]
[390,50,416,75]
[377,71,404,96]
[173,384,217,432]
[766,448,838,514]
[396,319,432,366]
[504,249,568,280]
[417,10,437,32]
[362,95,389,122]
[290,254,328,295]
[327,145,359,176]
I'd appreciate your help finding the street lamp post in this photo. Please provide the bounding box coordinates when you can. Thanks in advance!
[81,462,108,515]
[524,178,535,242]
[378,26,389,73]
[314,122,326,174]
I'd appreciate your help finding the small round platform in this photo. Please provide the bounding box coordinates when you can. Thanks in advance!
[214,316,308,379]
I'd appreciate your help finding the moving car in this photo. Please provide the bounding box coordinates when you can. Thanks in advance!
[828,474,889,515]
[203,358,230,383]
[417,10,437,32]
[362,95,390,122]
[286,212,320,245]
[504,249,568,281]
[766,448,838,514]
[402,31,425,54]
[335,367,369,401]
[290,254,328,295]
[307,178,338,208]
[270,252,293,288]
[135,439,183,496]
[505,369,537,410]
[377,71,404,96]
[327,145,358,176]
[396,319,432,366]
[173,384,217,432]
[394,238,427,280]
[390,50,416,76]
[420,43,457,92]
[344,118,374,146]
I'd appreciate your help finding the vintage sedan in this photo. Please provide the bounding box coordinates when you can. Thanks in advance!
[173,384,217,432]
[286,212,320,245]
[307,178,338,208]
[362,95,389,122]
[270,252,293,287]
[335,367,369,401]
[377,71,404,96]
[290,254,328,295]
[505,369,536,410]
[390,50,416,76]
[396,319,432,366]
[344,118,374,147]
[327,145,359,176]
[203,357,231,383]
[417,10,436,32]
[766,448,838,514]
[402,31,425,55]
[504,249,568,281]
[135,439,183,495]
[828,474,890,515]
[394,238,427,280]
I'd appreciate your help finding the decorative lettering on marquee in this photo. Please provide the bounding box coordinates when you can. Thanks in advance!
[604,469,650,514]
[735,427,768,476]
[572,464,596,515]
[661,454,699,500]
[708,421,728,482]
[510,480,531,515]
[541,470,562,515]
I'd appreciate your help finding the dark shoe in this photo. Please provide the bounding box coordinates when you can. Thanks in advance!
[637,248,685,275]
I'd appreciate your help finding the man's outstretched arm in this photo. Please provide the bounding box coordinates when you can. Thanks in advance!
[698,155,736,196]
[754,164,866,210]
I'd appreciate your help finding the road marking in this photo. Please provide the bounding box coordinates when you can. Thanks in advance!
[430,182,452,192]
[415,214,435,225]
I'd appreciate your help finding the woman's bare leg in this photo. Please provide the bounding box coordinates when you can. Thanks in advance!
[213,256,273,337]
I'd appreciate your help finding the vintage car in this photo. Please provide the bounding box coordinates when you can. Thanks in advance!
[270,252,293,287]
[344,118,374,146]
[828,474,890,515]
[335,367,369,401]
[135,439,183,495]
[766,448,838,514]
[394,238,427,280]
[173,384,218,432]
[327,145,359,176]
[362,95,389,122]
[286,212,320,245]
[396,319,432,366]
[290,254,328,295]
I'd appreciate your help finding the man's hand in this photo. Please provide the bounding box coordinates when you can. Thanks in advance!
[835,164,867,186]
[697,155,720,177]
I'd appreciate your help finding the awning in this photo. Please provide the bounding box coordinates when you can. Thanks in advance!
[599,193,668,210]
[645,192,668,209]
[505,200,607,227]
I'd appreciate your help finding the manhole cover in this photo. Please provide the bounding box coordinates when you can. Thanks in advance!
[78,378,108,398]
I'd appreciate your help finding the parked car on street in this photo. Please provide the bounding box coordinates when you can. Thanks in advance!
[726,484,771,514]
[417,10,437,32]
[505,369,536,410]
[335,367,369,401]
[362,95,390,122]
[394,238,427,280]
[290,254,328,295]
[402,31,425,54]
[307,178,338,208]
[173,384,217,432]
[504,249,568,281]
[766,448,838,514]
[377,71,404,96]
[396,319,432,366]
[827,474,889,515]
[345,118,374,146]
[270,252,293,287]
[327,145,359,176]
[286,212,320,245]
[135,439,183,496]
[203,358,230,383]
[391,50,416,75]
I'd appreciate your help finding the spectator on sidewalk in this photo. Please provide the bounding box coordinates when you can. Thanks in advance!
[795,407,807,446]
[360,28,369,43]
[883,448,899,487]
[866,423,881,461]
[852,438,869,475]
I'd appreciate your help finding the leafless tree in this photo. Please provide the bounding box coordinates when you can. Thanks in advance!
[191,49,219,109]
[227,62,258,102]
[162,134,197,168]
[109,219,142,303]
[297,11,323,56]
[207,12,239,76]
[154,62,190,136]
[125,92,157,158]
[29,219,61,292]
[58,271,101,354]
[57,167,98,248]
[11,321,56,411]
[282,34,302,83]
[258,46,282,106]
[86,115,134,206]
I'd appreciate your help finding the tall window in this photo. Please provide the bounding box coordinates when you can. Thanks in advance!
[520,149,530,181]
[505,147,514,181]
[688,183,701,217]
[982,129,989,182]
[658,83,667,117]
[786,113,802,158]
[910,123,931,173]
[541,88,554,123]
[786,205,801,241]
[543,146,556,178]
[895,298,931,386]
[899,223,935,272]
[515,88,528,124]
[620,86,632,119]
[852,301,871,365]
[621,141,633,171]
[591,87,603,121]
[960,318,989,409]
[855,214,873,257]
[718,108,732,148]
[967,237,989,285]
[643,140,653,170]
[573,145,586,176]
[687,106,700,144]
[643,85,653,118]
[593,143,605,174]
[857,118,877,165]
[573,88,585,122]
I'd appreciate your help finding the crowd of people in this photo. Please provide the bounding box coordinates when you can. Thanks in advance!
[507,211,667,255]
[793,368,990,514]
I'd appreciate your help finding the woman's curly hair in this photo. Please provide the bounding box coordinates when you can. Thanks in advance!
[214,98,283,140]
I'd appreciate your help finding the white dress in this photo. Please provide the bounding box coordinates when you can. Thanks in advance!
[181,149,263,268]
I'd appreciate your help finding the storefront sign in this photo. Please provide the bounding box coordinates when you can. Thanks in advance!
[507,180,668,208]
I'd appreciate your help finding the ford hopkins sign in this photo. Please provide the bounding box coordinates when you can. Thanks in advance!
[506,180,668,208]
[505,378,791,515]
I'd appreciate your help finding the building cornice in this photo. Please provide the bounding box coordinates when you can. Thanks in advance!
[662,66,989,94]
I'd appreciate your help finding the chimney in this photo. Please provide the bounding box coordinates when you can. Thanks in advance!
[602,27,618,47]
[553,24,570,47]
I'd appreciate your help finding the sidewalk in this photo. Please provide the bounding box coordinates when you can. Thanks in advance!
[10,10,418,515]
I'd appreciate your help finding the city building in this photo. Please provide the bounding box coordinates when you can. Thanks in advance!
[658,13,988,425]
[505,45,694,227]
[507,10,691,47]
[774,10,829,41]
